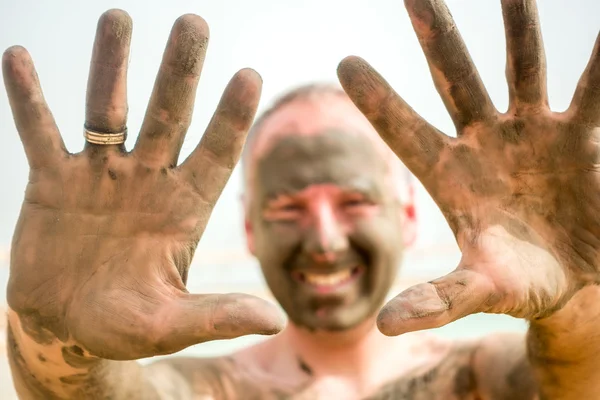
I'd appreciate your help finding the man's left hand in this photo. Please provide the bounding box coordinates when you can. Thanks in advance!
[337,0,600,335]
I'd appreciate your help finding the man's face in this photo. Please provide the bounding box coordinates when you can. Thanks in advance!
[245,95,413,331]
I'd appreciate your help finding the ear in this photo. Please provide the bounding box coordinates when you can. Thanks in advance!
[245,218,257,256]
[241,193,257,256]
[400,186,417,248]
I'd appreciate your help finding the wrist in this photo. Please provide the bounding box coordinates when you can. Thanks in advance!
[527,286,600,363]
[529,285,598,327]
[7,308,102,398]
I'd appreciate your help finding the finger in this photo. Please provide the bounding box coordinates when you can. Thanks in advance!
[158,293,285,354]
[180,68,261,205]
[501,0,548,111]
[2,46,66,169]
[134,14,209,167]
[404,0,495,129]
[337,56,450,183]
[84,9,132,148]
[569,31,600,126]
[377,269,496,336]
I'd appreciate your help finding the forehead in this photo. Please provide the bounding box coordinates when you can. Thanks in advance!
[248,94,394,200]
[256,130,387,200]
[250,94,385,161]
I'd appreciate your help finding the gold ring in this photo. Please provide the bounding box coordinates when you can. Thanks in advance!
[84,128,127,145]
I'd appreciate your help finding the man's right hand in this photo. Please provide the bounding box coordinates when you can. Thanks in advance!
[3,9,284,362]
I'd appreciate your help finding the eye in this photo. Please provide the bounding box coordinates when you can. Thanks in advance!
[341,198,367,208]
[263,201,305,222]
[339,194,377,216]
[340,194,372,208]
[280,203,304,212]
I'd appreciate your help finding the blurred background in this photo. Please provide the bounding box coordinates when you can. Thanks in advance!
[1,0,598,396]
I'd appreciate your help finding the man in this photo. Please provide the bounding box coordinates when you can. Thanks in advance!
[4,1,600,399]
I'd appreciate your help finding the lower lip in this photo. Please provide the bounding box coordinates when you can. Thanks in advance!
[292,266,365,294]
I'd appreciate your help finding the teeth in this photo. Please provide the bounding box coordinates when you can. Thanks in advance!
[304,269,352,286]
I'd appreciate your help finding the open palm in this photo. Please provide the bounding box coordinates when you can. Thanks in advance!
[4,10,283,360]
[338,0,600,334]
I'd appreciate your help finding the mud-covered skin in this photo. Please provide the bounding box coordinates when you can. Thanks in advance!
[7,315,163,400]
[337,0,600,398]
[4,8,283,400]
[525,285,600,399]
[339,0,600,335]
[251,130,404,331]
[146,339,535,400]
[5,1,600,400]
[9,308,539,400]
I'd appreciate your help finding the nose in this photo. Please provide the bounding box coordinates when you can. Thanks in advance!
[303,200,349,263]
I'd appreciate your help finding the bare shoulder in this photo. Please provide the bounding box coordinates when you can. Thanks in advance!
[471,332,538,400]
[365,334,480,399]
[140,333,538,400]
[144,340,304,400]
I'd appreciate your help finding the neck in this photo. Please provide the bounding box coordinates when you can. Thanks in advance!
[260,316,446,397]
[279,317,390,377]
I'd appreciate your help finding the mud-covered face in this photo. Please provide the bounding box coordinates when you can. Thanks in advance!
[247,126,406,331]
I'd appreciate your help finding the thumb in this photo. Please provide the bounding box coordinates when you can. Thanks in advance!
[159,293,286,353]
[377,269,497,336]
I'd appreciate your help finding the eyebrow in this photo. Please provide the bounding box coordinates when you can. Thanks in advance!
[262,182,380,204]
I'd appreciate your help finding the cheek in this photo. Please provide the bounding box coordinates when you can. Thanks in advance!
[351,211,404,269]
[253,220,302,269]
[350,216,403,309]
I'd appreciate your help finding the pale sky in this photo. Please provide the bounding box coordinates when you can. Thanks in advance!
[1,0,599,258]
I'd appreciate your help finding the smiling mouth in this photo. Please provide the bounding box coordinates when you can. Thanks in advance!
[292,266,364,293]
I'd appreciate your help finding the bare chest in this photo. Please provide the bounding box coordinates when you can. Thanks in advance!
[227,356,479,400]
